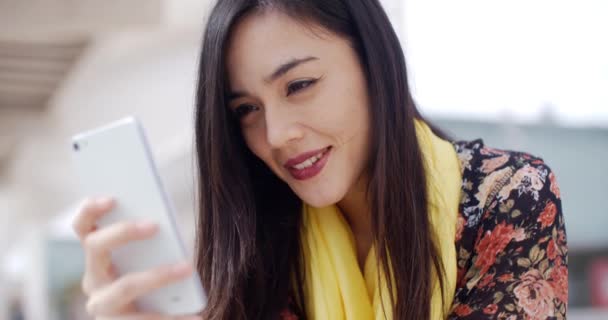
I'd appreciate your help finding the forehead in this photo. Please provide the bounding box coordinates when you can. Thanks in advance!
[225,11,336,81]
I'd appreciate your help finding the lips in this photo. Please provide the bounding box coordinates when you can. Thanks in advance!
[284,146,332,180]
[284,146,330,168]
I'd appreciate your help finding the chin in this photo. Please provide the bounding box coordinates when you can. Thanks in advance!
[293,186,343,209]
[301,198,334,209]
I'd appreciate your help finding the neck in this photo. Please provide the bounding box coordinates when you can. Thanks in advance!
[337,185,371,236]
[337,174,373,267]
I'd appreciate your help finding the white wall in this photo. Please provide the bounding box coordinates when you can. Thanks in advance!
[401,0,608,126]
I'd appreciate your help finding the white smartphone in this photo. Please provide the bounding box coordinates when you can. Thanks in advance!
[70,116,207,315]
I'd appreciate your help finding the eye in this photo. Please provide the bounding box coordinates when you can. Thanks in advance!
[233,104,258,119]
[287,78,318,96]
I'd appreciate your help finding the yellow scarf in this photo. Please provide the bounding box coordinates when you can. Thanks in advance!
[300,120,461,319]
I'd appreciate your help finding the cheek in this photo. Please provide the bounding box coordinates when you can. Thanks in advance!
[309,78,370,143]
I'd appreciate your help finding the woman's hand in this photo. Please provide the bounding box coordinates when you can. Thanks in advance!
[72,197,201,320]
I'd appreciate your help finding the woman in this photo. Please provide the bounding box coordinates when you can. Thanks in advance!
[72,0,568,319]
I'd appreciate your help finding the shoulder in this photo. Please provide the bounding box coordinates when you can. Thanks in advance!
[449,140,567,319]
[454,138,555,187]
[453,139,563,249]
[453,139,561,230]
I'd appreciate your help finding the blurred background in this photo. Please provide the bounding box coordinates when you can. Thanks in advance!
[0,0,606,319]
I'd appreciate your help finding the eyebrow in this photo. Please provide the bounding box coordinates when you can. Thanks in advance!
[228,56,319,101]
[265,56,319,83]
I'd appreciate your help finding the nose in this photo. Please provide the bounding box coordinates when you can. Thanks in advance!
[264,106,304,148]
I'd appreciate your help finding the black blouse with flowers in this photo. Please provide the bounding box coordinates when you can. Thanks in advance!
[281,139,568,319]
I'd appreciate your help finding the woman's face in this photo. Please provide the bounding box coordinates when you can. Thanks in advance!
[226,11,371,208]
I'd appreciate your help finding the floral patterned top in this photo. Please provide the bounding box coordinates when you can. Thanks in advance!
[281,139,568,320]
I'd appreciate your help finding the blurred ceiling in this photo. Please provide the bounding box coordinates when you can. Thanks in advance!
[0,38,88,172]
[0,38,87,109]
[0,0,164,175]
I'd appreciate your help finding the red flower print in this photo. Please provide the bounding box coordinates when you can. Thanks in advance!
[479,274,494,288]
[550,265,568,304]
[547,239,559,260]
[538,201,557,229]
[457,267,467,287]
[514,270,556,320]
[483,304,498,315]
[474,222,514,275]
[454,304,473,316]
[456,216,466,242]
[498,273,514,283]
[475,226,484,246]
[480,154,509,173]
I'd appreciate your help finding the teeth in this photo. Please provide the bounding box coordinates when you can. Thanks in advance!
[293,151,325,170]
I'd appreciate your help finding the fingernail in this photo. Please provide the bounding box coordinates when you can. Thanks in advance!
[96,197,114,206]
[171,262,192,275]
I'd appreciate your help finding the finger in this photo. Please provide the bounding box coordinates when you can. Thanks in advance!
[81,258,117,297]
[86,261,194,317]
[82,220,159,293]
[72,197,115,239]
[83,220,159,260]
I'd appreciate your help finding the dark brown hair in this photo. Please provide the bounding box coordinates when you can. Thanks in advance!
[194,0,449,319]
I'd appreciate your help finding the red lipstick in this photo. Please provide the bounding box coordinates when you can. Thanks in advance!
[284,146,332,180]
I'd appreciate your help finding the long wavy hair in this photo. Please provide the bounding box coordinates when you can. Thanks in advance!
[194,0,449,319]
